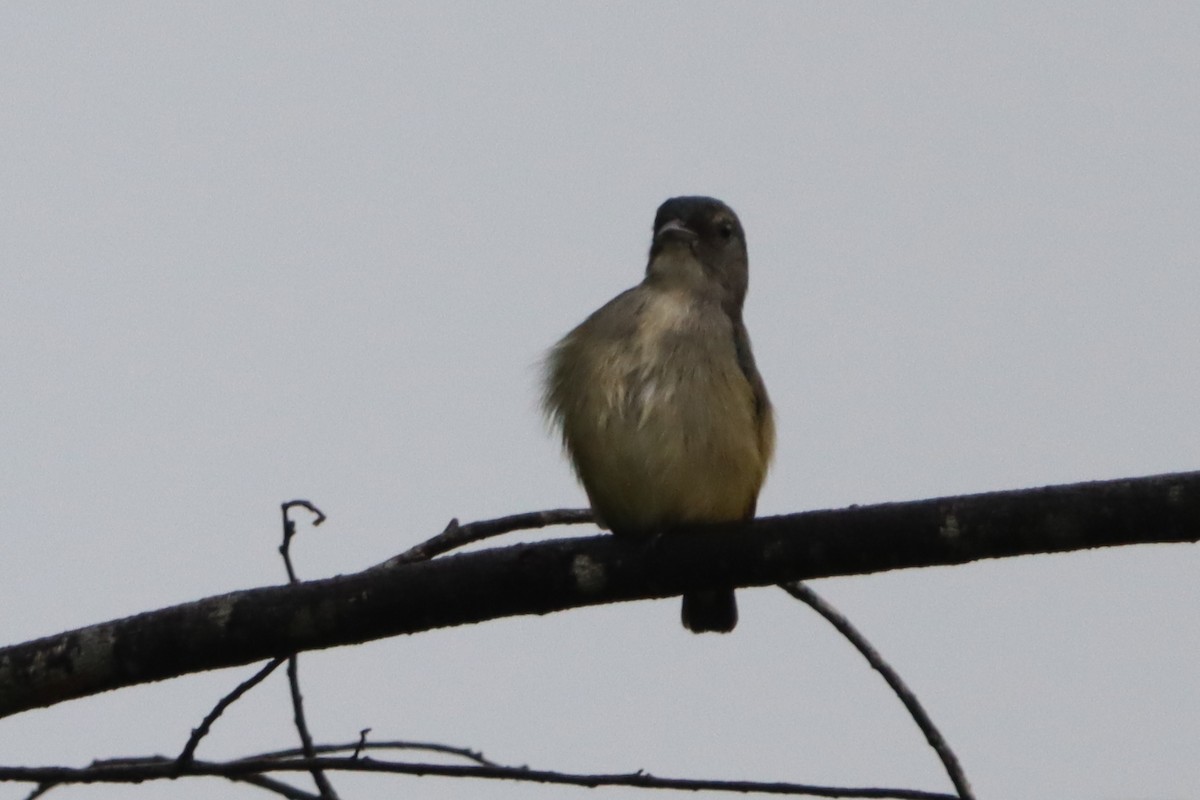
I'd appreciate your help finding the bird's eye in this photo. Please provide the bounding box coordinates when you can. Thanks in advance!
[717,220,735,239]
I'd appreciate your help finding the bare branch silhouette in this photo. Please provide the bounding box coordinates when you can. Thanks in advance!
[1,470,1196,718]
[0,755,961,799]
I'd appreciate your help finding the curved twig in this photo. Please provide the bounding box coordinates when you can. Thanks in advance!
[780,582,974,800]
[177,657,286,765]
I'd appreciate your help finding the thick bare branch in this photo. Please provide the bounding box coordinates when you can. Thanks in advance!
[1,470,1196,719]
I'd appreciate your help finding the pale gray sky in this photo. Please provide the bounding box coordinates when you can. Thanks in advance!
[2,4,1198,799]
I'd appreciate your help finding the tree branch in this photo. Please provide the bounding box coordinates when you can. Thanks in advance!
[1,470,1196,718]
[0,755,960,799]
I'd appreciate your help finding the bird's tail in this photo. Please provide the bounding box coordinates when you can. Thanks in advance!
[681,589,738,633]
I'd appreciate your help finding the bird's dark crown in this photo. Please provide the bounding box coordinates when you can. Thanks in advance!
[653,196,742,241]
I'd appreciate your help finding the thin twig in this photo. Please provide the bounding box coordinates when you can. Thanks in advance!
[0,756,960,799]
[279,500,326,584]
[177,657,287,765]
[780,582,975,800]
[286,657,339,799]
[229,772,321,800]
[242,739,498,767]
[279,500,339,800]
[376,508,594,569]
[351,729,370,759]
[63,755,319,800]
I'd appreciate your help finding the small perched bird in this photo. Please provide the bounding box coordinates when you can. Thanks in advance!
[544,196,774,633]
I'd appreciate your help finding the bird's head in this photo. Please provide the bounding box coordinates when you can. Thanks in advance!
[646,196,749,311]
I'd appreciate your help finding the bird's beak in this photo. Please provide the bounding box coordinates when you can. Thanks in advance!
[654,219,697,244]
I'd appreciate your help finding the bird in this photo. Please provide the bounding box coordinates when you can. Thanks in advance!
[543,196,774,633]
